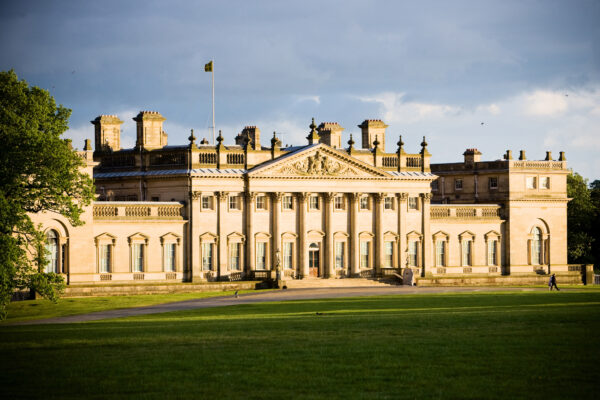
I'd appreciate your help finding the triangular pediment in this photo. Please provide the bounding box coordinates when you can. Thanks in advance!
[248,144,390,178]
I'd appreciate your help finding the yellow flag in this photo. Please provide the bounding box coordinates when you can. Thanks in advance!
[204,61,213,72]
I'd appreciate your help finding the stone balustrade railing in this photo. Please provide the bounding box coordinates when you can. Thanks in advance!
[430,204,502,219]
[93,202,185,220]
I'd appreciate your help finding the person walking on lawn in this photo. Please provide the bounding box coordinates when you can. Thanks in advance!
[549,273,559,291]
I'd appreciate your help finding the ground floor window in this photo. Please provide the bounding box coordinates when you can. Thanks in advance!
[45,230,59,273]
[256,242,267,270]
[384,241,394,268]
[164,243,176,272]
[133,243,144,272]
[408,240,418,267]
[283,242,293,269]
[229,243,241,270]
[335,241,345,269]
[435,240,446,267]
[202,243,214,271]
[461,240,472,266]
[360,241,370,269]
[487,240,498,266]
[99,244,112,273]
[531,228,543,265]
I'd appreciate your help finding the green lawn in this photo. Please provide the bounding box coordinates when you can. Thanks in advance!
[1,290,262,323]
[1,290,599,399]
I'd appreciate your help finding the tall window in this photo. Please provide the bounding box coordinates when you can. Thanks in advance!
[532,228,542,265]
[256,242,267,269]
[360,241,370,269]
[455,179,463,190]
[335,242,345,269]
[435,240,446,267]
[256,195,266,210]
[164,243,176,272]
[334,196,345,210]
[487,240,498,266]
[45,230,59,273]
[384,241,394,268]
[408,240,418,267]
[408,197,418,210]
[461,240,472,266]
[202,243,213,271]
[309,195,320,210]
[283,242,293,269]
[99,244,111,273]
[133,243,144,272]
[282,195,293,210]
[384,197,394,210]
[489,177,498,189]
[229,195,241,210]
[360,196,369,210]
[229,243,240,270]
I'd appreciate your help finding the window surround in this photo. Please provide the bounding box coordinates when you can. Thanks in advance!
[160,232,181,272]
[201,195,214,211]
[227,232,245,271]
[228,194,242,211]
[334,195,346,211]
[200,232,218,272]
[406,231,423,268]
[281,232,297,270]
[432,231,450,267]
[255,195,267,211]
[455,178,463,191]
[458,231,476,267]
[408,196,419,211]
[95,233,116,274]
[484,231,501,267]
[527,226,549,265]
[128,233,149,273]
[489,177,498,190]
[383,231,398,268]
[308,194,320,211]
[359,195,370,211]
[359,231,374,270]
[282,194,294,211]
[333,232,349,271]
[384,196,395,211]
[255,232,271,270]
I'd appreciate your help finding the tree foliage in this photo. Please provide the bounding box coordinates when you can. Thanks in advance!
[0,70,95,319]
[567,172,600,267]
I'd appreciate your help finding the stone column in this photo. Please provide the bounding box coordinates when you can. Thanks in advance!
[296,192,308,278]
[190,190,202,282]
[397,193,408,271]
[271,192,283,279]
[244,191,256,278]
[420,193,432,277]
[215,191,229,281]
[349,192,361,276]
[374,193,385,276]
[324,192,335,278]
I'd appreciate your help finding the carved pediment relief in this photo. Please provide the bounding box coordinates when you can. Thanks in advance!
[274,150,364,177]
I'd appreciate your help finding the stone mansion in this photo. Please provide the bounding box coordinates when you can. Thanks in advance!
[31,111,571,285]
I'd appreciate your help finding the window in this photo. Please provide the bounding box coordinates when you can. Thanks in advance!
[335,242,345,269]
[455,179,463,190]
[151,196,160,202]
[532,228,542,265]
[45,230,59,273]
[489,177,498,189]
[431,180,439,191]
[282,195,293,210]
[283,242,293,269]
[133,243,144,272]
[202,195,213,210]
[540,177,550,189]
[408,197,418,210]
[461,240,472,266]
[360,241,370,269]
[487,240,498,266]
[229,195,241,210]
[256,195,266,210]
[435,240,446,267]
[309,195,320,210]
[334,195,345,210]
[526,177,537,189]
[164,243,176,272]
[256,242,267,270]
[360,195,370,210]
[99,244,111,273]
[384,241,394,268]
[229,243,241,270]
[408,240,418,267]
[202,243,213,271]
[384,197,394,210]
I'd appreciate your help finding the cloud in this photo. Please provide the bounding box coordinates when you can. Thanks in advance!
[358,92,460,124]
[522,90,568,117]
[296,95,320,105]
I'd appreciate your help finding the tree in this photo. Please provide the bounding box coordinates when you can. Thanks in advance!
[567,172,596,265]
[0,70,95,319]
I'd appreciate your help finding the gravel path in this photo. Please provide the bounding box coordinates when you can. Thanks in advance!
[8,286,546,326]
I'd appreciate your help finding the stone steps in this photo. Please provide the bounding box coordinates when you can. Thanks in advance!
[282,278,399,289]
[417,273,583,287]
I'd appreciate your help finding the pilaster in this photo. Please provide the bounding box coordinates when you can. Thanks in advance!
[349,192,360,276]
[420,193,432,276]
[215,191,228,280]
[244,191,256,277]
[324,192,336,278]
[190,190,202,282]
[297,192,308,278]
[374,192,385,276]
[271,192,283,277]
[397,193,408,270]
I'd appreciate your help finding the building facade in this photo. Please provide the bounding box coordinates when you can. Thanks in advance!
[30,112,571,285]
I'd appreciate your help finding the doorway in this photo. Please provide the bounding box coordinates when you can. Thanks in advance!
[308,242,320,277]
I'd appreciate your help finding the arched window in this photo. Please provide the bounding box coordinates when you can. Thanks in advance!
[532,227,543,265]
[45,230,59,273]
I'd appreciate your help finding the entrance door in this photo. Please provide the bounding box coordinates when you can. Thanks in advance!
[309,243,320,277]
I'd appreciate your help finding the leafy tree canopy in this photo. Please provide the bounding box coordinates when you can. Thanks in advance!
[567,172,599,266]
[0,69,94,319]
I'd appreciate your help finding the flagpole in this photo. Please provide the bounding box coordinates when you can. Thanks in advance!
[212,60,215,144]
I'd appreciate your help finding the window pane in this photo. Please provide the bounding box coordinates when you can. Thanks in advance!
[134,243,144,272]
[335,242,345,269]
[462,240,471,266]
[202,243,213,271]
[100,244,111,273]
[488,240,497,266]
[408,241,418,266]
[384,197,393,210]
[283,242,293,269]
[360,241,369,268]
[257,242,266,270]
[436,240,445,267]
[384,241,393,267]
[229,243,240,270]
[283,196,293,210]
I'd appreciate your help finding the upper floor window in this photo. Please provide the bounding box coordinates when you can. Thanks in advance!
[526,176,537,189]
[256,195,267,210]
[229,195,241,210]
[334,195,345,210]
[384,197,394,210]
[360,195,370,210]
[282,195,293,210]
[431,180,439,191]
[408,197,419,210]
[309,195,320,210]
[202,195,214,210]
[455,179,463,190]
[540,177,550,189]
[489,177,498,190]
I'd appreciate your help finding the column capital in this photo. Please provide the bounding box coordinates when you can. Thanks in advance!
[244,191,257,201]
[296,192,309,201]
[271,192,284,201]
[349,192,363,201]
[373,192,386,202]
[215,191,229,201]
[323,192,336,202]
[191,191,202,200]
[420,192,433,201]
[397,192,409,201]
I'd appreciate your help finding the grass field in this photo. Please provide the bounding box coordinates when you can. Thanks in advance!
[1,289,599,399]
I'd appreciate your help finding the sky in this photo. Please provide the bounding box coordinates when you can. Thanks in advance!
[2,0,600,179]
